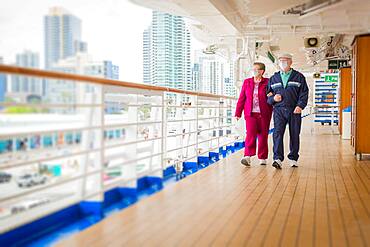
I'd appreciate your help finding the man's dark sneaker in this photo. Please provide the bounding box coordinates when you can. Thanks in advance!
[289,159,298,167]
[272,160,282,169]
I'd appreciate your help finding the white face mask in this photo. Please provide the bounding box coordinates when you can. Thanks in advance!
[251,70,259,77]
[279,61,289,71]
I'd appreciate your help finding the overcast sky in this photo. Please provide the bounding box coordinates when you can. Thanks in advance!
[0,0,204,82]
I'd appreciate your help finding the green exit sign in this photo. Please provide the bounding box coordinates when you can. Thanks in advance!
[325,75,338,82]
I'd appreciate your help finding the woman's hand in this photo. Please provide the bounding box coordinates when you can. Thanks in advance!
[293,106,302,114]
[235,116,240,121]
[274,94,282,102]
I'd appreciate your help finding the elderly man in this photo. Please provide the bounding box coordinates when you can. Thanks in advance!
[267,53,309,169]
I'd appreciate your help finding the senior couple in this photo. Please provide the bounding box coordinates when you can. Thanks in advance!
[235,53,309,169]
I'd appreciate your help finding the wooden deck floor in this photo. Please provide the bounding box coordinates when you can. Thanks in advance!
[58,133,370,247]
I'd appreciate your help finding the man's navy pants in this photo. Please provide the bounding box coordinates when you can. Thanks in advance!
[273,106,302,161]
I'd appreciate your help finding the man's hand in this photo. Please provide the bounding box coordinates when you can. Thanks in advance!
[274,94,282,102]
[294,106,302,114]
[267,92,273,97]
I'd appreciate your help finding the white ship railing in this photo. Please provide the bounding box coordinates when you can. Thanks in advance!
[0,65,241,233]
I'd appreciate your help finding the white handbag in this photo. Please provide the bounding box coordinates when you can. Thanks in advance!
[235,116,246,138]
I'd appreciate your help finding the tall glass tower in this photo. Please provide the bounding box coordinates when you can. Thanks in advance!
[0,57,6,106]
[11,51,41,95]
[194,51,225,95]
[143,11,192,91]
[44,7,84,69]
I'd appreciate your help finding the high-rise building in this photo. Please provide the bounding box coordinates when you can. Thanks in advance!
[192,63,200,92]
[143,27,151,84]
[46,53,119,104]
[143,11,192,91]
[202,58,224,95]
[11,51,42,96]
[75,40,88,53]
[193,51,236,96]
[44,7,86,69]
[224,77,236,97]
[224,63,236,97]
[229,62,235,88]
[0,57,6,106]
[194,51,225,95]
[100,61,119,80]
[52,53,119,79]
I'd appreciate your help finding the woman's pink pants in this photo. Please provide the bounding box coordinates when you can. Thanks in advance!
[244,112,270,159]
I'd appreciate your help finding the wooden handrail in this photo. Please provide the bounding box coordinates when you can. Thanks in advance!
[0,64,236,100]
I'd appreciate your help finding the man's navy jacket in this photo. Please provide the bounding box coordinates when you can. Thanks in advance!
[267,69,309,110]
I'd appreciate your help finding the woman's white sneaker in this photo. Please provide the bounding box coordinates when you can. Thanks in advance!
[259,159,267,165]
[241,156,251,166]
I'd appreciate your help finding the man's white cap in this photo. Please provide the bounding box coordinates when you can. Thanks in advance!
[278,53,293,59]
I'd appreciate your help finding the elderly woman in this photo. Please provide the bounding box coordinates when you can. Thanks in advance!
[235,62,273,166]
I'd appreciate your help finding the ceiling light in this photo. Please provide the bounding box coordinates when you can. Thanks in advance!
[299,0,344,19]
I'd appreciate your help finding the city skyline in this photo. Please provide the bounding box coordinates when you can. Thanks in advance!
[0,5,122,104]
[0,0,205,83]
[0,1,234,98]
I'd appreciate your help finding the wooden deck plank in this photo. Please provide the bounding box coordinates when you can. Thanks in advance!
[359,163,370,180]
[345,166,370,216]
[57,134,370,247]
[163,168,269,247]
[182,168,277,246]
[324,156,348,247]
[212,167,289,246]
[331,157,365,246]
[167,170,269,246]
[279,166,310,247]
[314,161,331,247]
[226,171,292,245]
[61,164,234,247]
[214,170,282,243]
[132,162,265,246]
[351,165,370,196]
[254,169,300,247]
[339,165,370,246]
[296,163,317,247]
[107,163,247,247]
